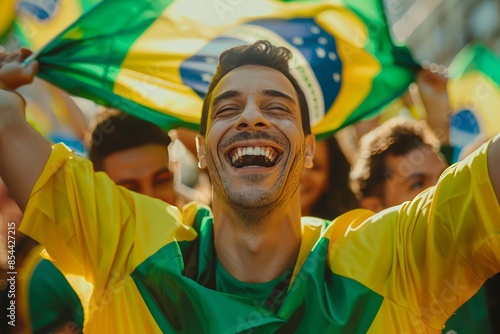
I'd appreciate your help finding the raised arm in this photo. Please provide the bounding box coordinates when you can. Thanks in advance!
[488,135,500,205]
[0,49,51,210]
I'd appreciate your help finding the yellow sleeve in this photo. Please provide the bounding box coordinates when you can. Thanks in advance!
[329,139,500,329]
[19,143,197,294]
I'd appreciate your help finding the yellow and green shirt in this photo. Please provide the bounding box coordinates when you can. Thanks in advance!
[20,142,500,333]
[18,244,93,334]
[19,245,86,333]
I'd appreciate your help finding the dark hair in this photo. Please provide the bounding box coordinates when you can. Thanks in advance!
[308,136,359,220]
[200,40,311,136]
[88,111,171,171]
[349,117,441,199]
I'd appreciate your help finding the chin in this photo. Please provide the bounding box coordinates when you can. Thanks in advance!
[229,190,277,209]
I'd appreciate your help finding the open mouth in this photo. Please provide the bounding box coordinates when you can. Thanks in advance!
[229,146,281,168]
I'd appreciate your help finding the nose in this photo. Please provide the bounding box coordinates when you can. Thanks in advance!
[139,183,156,199]
[235,100,271,130]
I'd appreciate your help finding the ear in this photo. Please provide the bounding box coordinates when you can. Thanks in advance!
[195,135,207,169]
[359,196,385,213]
[303,134,315,169]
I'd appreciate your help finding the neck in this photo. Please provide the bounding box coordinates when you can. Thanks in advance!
[212,195,302,283]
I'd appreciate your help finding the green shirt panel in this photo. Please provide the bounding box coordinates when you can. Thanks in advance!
[29,258,83,333]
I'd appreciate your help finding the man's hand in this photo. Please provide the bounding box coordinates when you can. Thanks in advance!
[0,48,38,90]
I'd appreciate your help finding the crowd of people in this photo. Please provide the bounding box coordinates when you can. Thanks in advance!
[0,37,499,334]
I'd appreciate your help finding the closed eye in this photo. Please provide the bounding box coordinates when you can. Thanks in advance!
[217,105,240,114]
[154,169,174,185]
[154,177,173,186]
[265,104,289,112]
[118,182,140,193]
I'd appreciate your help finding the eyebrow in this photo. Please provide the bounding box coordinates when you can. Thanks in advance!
[212,89,296,108]
[262,89,296,103]
[212,90,242,108]
[402,173,425,183]
[386,171,424,183]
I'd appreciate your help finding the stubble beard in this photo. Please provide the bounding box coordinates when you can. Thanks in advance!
[209,149,305,228]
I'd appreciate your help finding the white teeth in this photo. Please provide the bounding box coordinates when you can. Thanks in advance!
[231,146,277,163]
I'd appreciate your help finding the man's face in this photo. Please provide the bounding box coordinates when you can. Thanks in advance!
[382,145,447,208]
[102,144,177,205]
[198,65,314,209]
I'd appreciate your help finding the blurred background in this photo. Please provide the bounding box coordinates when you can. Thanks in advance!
[386,0,500,66]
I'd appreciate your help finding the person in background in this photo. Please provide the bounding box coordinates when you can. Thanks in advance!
[349,117,447,211]
[349,116,492,334]
[300,135,358,220]
[88,110,211,207]
[87,110,178,206]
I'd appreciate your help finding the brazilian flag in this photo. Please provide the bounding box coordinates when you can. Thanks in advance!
[1,0,101,51]
[0,0,16,39]
[448,42,500,156]
[33,0,418,138]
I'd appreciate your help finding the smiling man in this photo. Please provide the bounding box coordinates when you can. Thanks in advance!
[0,41,500,333]
[196,48,314,283]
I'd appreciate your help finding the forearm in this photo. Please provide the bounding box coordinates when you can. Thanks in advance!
[487,134,500,205]
[415,69,451,145]
[0,89,51,210]
[424,104,450,145]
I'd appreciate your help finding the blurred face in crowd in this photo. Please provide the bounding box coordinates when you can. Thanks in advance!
[381,145,447,208]
[300,140,330,216]
[102,144,177,204]
[197,65,314,210]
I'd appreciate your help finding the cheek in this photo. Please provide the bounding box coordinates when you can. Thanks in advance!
[392,189,420,206]
[204,128,226,163]
[155,186,177,204]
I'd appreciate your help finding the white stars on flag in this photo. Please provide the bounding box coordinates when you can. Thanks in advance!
[318,37,328,45]
[201,73,212,82]
[204,57,217,64]
[315,47,326,58]
[310,26,320,34]
[292,37,304,45]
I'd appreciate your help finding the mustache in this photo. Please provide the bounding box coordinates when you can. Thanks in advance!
[221,131,286,149]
